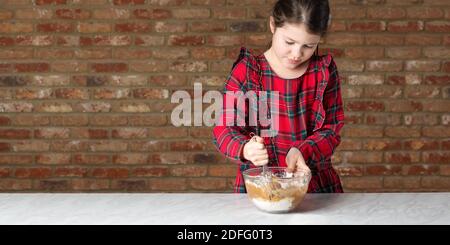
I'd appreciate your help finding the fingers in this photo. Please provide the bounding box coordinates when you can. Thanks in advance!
[253,159,269,166]
[248,151,268,165]
[253,136,264,144]
[243,136,269,166]
[296,158,310,173]
[286,162,296,173]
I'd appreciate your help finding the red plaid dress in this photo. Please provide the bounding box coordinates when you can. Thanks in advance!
[213,47,344,193]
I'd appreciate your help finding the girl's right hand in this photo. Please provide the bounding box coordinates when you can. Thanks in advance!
[243,136,268,166]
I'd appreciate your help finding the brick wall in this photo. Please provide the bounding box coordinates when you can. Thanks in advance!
[0,0,448,192]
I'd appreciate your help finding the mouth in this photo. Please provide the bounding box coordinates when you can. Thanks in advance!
[288,59,300,64]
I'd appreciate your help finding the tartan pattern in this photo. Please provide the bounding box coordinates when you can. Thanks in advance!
[213,47,344,193]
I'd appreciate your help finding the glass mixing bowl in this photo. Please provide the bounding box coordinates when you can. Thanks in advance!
[243,167,311,213]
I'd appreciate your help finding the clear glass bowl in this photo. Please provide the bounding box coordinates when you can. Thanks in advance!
[243,167,311,213]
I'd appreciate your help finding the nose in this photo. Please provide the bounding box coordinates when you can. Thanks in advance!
[292,46,303,59]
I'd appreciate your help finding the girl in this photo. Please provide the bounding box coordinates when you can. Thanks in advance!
[213,0,344,193]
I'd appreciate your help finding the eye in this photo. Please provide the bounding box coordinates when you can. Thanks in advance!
[285,41,295,45]
[304,45,314,49]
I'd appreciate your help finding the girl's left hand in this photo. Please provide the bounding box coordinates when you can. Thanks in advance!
[286,147,311,173]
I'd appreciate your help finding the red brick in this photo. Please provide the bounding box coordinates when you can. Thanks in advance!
[75,48,111,59]
[190,22,226,32]
[0,37,14,46]
[88,141,127,152]
[37,23,74,32]
[364,86,403,98]
[385,126,421,138]
[112,49,151,59]
[0,129,31,139]
[172,8,210,19]
[0,155,33,165]
[112,153,148,164]
[423,126,450,137]
[115,23,151,32]
[0,179,32,190]
[336,166,363,177]
[171,165,208,177]
[423,152,450,164]
[0,168,10,177]
[385,100,423,112]
[440,165,450,176]
[37,180,69,191]
[366,165,402,175]
[383,177,421,189]
[15,167,52,178]
[208,165,236,177]
[404,165,439,175]
[189,177,226,190]
[425,21,450,32]
[133,9,171,19]
[345,47,383,59]
[35,0,67,5]
[154,21,187,33]
[342,177,383,190]
[36,153,71,165]
[90,115,127,126]
[366,114,401,125]
[385,152,421,164]
[130,140,167,152]
[14,63,50,72]
[54,167,89,177]
[150,152,190,165]
[55,88,89,99]
[334,6,365,19]
[149,178,187,191]
[348,21,386,31]
[111,180,147,191]
[91,63,128,73]
[168,35,204,46]
[92,168,129,178]
[92,8,130,19]
[342,126,383,138]
[0,143,10,152]
[364,139,402,151]
[35,128,69,139]
[386,47,421,59]
[405,34,441,45]
[387,21,423,32]
[73,154,110,165]
[169,140,210,151]
[17,35,53,47]
[346,152,383,164]
[421,177,450,189]
[55,9,90,19]
[80,129,109,139]
[213,8,246,19]
[11,141,50,152]
[71,179,109,191]
[404,139,440,150]
[366,34,404,45]
[346,101,385,111]
[77,23,111,33]
[133,167,169,177]
[50,115,88,126]
[367,7,406,19]
[113,0,145,4]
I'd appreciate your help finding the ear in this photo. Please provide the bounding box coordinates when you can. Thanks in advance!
[269,16,275,34]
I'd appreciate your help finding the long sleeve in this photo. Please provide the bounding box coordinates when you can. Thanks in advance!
[213,58,253,163]
[290,58,345,171]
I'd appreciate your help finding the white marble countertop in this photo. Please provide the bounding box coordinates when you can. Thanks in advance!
[0,193,448,225]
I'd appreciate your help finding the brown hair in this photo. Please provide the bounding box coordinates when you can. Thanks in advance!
[272,0,330,36]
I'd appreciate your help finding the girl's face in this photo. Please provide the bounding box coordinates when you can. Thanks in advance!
[269,17,321,70]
